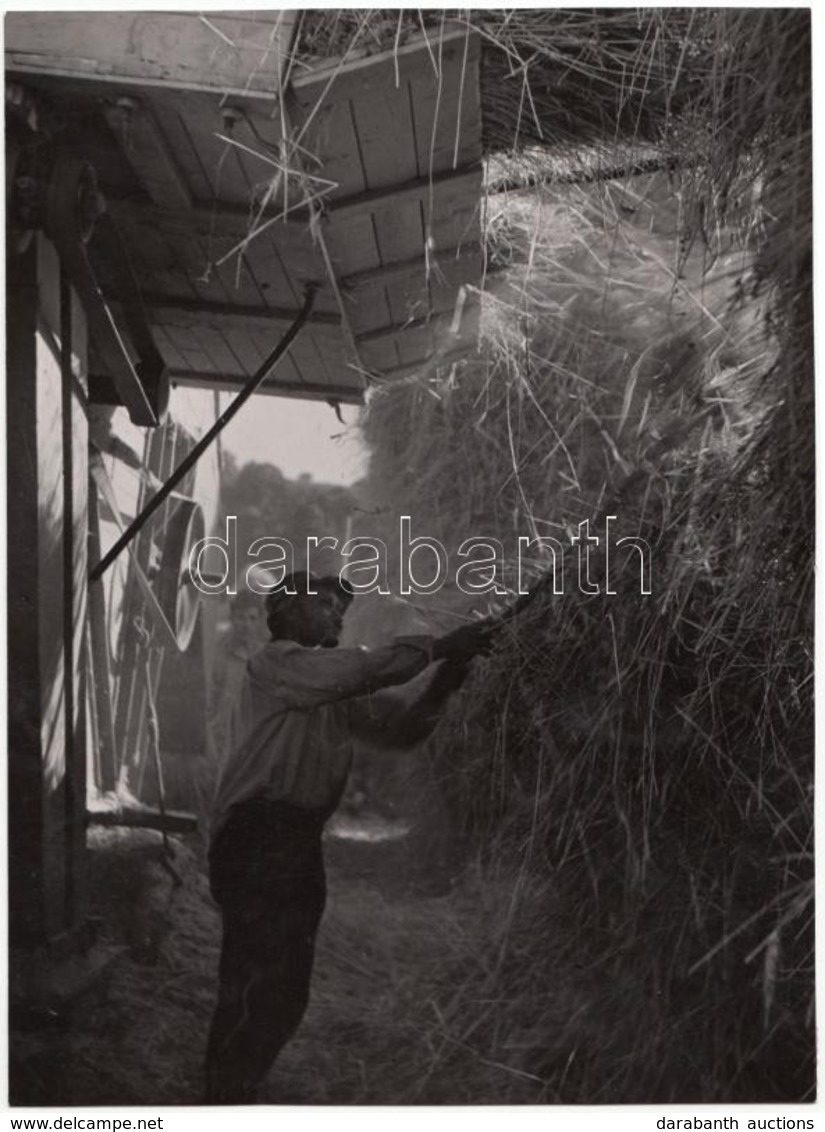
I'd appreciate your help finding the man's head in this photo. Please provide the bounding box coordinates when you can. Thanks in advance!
[265,572,355,648]
[229,590,264,645]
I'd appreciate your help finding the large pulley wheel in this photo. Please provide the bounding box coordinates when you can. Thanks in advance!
[155,499,205,652]
[45,154,105,246]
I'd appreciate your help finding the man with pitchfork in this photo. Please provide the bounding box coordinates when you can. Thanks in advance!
[204,570,494,1104]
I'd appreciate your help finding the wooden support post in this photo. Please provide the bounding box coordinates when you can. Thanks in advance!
[87,477,118,793]
[7,233,88,947]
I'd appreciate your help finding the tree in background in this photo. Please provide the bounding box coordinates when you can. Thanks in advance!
[220,459,359,580]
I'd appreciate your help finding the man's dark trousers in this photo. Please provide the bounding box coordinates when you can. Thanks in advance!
[204,797,329,1104]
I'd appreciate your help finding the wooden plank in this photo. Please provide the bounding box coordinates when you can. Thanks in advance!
[220,323,265,377]
[169,370,363,403]
[372,199,426,326]
[87,805,198,835]
[409,30,481,178]
[157,225,307,319]
[109,198,241,239]
[190,324,247,379]
[384,301,480,370]
[331,164,481,221]
[323,211,383,279]
[372,199,425,266]
[158,229,239,308]
[103,98,193,210]
[37,253,68,936]
[237,226,336,316]
[291,24,474,108]
[169,228,275,309]
[207,242,266,308]
[238,230,341,385]
[382,281,425,331]
[342,288,392,336]
[7,240,46,946]
[357,336,403,375]
[247,325,310,390]
[274,328,334,390]
[88,489,118,793]
[148,98,214,200]
[67,273,89,933]
[137,294,340,329]
[350,79,418,191]
[151,90,258,207]
[135,209,338,316]
[217,323,325,393]
[109,165,482,234]
[32,237,90,938]
[150,324,189,372]
[51,213,156,427]
[341,244,479,291]
[393,321,443,368]
[345,244,484,335]
[223,222,291,306]
[160,323,218,375]
[425,191,482,251]
[6,11,296,96]
[204,327,247,377]
[114,215,200,301]
[219,104,291,213]
[310,332,376,389]
[171,91,254,205]
[289,95,367,200]
[262,330,308,387]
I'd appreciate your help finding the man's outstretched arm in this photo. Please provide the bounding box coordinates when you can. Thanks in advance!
[249,635,436,712]
[254,620,496,714]
[348,657,471,748]
[346,619,497,746]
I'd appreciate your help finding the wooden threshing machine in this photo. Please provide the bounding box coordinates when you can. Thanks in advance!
[6,10,484,971]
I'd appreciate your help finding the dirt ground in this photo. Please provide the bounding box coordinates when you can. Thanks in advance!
[10,803,486,1107]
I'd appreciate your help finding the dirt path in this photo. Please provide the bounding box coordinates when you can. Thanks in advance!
[12,813,479,1106]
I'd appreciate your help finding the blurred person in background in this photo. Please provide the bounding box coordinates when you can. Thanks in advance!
[207,590,268,765]
[195,591,270,847]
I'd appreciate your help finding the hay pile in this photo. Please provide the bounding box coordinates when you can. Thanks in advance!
[357,8,813,1103]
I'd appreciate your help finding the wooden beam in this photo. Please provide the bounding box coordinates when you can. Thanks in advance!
[87,482,119,793]
[341,243,481,291]
[107,163,483,234]
[123,294,341,329]
[330,164,482,220]
[86,805,198,835]
[168,371,364,404]
[103,98,193,210]
[5,11,296,98]
[108,197,285,238]
[356,307,465,345]
[50,191,157,427]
